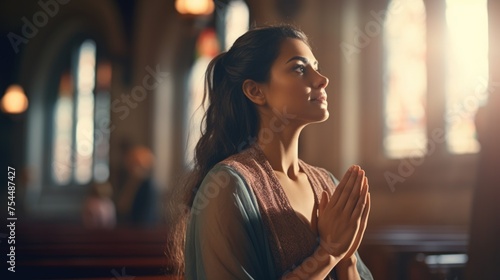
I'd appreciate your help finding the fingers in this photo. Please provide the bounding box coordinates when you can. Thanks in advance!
[356,192,371,242]
[318,168,371,261]
[350,179,368,220]
[330,166,355,201]
[344,169,365,211]
[325,165,369,224]
[337,167,364,212]
[361,192,370,227]
[343,191,370,259]
[330,166,359,208]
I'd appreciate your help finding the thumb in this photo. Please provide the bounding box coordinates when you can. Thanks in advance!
[319,191,329,216]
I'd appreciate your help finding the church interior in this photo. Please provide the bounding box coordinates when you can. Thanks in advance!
[1,0,499,279]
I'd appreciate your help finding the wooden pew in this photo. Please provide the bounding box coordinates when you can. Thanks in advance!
[359,225,468,280]
[15,222,177,279]
[14,223,468,279]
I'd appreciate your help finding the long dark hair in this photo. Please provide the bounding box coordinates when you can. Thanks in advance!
[165,24,309,275]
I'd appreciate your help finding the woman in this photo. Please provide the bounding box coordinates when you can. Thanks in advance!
[170,25,373,280]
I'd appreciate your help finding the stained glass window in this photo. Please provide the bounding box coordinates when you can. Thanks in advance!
[52,39,110,185]
[74,40,96,184]
[383,0,427,158]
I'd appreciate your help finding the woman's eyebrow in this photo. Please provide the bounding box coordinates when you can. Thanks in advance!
[286,56,318,66]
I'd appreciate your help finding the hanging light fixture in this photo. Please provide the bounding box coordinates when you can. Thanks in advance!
[175,0,214,16]
[1,84,29,114]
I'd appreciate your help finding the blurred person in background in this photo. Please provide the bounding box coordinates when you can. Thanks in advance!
[82,181,116,229]
[116,145,159,226]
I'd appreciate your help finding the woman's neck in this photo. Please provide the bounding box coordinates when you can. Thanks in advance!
[257,122,304,180]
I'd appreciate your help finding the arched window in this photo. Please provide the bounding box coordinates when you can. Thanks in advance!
[363,0,491,191]
[51,39,111,186]
[383,0,427,158]
[383,0,489,158]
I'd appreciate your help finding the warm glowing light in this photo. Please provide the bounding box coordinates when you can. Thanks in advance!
[197,28,219,57]
[175,0,214,15]
[1,84,29,114]
[75,40,96,184]
[445,0,489,154]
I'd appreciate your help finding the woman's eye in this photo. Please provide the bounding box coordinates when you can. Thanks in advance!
[294,65,306,74]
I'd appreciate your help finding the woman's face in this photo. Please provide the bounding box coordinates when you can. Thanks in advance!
[259,38,330,126]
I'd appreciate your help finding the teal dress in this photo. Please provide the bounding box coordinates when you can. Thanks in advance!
[186,164,276,279]
[185,163,373,280]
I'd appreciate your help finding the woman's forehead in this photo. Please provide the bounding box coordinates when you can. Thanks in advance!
[275,38,317,65]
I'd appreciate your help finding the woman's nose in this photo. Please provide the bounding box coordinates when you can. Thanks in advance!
[314,71,329,89]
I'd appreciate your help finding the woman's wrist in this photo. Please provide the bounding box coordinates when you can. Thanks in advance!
[281,243,340,279]
[317,239,357,269]
[338,254,358,267]
[336,254,360,280]
[315,243,337,266]
[318,237,345,260]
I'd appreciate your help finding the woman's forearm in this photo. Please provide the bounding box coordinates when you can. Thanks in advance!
[281,245,340,280]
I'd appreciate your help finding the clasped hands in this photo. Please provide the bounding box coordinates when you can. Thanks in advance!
[317,165,371,261]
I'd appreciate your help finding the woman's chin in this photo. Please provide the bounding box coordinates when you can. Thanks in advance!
[318,112,330,122]
[308,111,330,124]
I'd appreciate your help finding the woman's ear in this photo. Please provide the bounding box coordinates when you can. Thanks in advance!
[242,79,266,106]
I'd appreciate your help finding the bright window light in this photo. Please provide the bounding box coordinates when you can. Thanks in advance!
[445,0,489,154]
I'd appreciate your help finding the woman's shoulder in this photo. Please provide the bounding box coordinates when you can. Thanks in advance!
[198,164,246,196]
[218,145,262,171]
[190,164,265,240]
[192,164,251,213]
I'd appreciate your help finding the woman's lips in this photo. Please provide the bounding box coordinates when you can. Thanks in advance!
[311,94,327,103]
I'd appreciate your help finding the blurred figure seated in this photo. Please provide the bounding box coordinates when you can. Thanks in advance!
[116,145,159,226]
[82,181,116,229]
